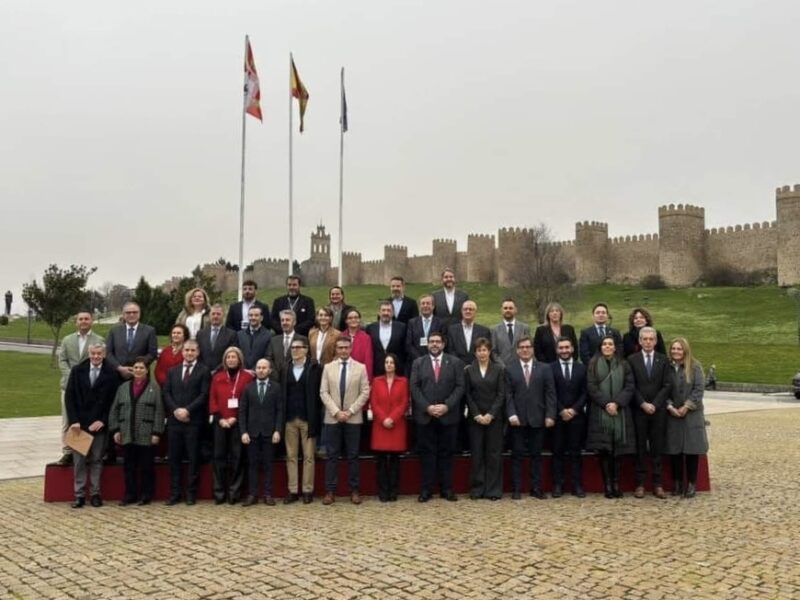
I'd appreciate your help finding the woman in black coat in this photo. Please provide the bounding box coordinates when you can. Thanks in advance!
[586,335,635,498]
[622,307,666,357]
[533,301,578,363]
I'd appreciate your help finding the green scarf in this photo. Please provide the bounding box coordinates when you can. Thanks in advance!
[594,358,627,444]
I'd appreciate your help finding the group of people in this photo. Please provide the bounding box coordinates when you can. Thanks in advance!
[59,268,708,508]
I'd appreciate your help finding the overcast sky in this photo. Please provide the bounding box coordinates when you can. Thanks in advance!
[2,1,799,313]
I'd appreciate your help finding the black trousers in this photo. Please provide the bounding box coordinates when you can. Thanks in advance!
[468,418,504,498]
[671,454,699,483]
[212,421,243,501]
[417,420,458,495]
[247,435,275,497]
[325,423,361,493]
[122,444,155,502]
[510,426,545,493]
[633,409,667,486]
[375,452,401,499]
[551,415,585,489]
[167,423,200,499]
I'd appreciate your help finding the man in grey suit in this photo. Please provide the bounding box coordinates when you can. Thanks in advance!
[57,310,104,464]
[266,309,297,382]
[105,301,158,379]
[410,332,465,502]
[236,306,273,370]
[506,336,557,499]
[491,298,531,367]
[196,304,237,374]
[432,268,468,331]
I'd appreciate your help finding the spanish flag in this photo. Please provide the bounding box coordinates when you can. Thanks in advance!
[290,55,309,133]
[244,36,262,121]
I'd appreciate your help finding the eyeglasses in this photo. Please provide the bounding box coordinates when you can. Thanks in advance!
[290,345,307,350]
[517,345,533,349]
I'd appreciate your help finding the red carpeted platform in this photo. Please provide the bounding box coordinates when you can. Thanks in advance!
[44,454,709,502]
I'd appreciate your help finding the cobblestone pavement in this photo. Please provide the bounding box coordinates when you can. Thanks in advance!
[1,409,799,599]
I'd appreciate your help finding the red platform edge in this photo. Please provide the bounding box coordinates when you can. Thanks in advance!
[44,454,710,502]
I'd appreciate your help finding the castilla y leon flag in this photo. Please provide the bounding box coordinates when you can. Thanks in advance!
[244,36,262,121]
[290,55,309,132]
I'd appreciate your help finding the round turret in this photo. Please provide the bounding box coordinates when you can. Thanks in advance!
[658,204,705,286]
[777,185,800,286]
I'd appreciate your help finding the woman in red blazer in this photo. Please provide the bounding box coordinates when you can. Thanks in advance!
[370,354,409,502]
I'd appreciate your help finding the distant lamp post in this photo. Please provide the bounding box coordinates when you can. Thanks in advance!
[787,287,800,345]
[26,307,33,345]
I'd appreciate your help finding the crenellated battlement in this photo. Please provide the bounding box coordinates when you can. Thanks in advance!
[342,251,362,259]
[384,244,408,252]
[610,233,659,244]
[776,184,800,198]
[467,233,495,242]
[575,221,608,232]
[706,221,776,236]
[658,203,705,218]
[249,257,288,267]
[432,238,457,246]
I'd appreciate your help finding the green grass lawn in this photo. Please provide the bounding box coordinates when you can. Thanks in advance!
[1,283,797,419]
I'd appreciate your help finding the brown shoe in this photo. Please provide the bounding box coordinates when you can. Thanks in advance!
[634,486,645,499]
[350,491,362,505]
[322,492,335,505]
[653,486,667,499]
[242,495,257,507]
[264,496,276,506]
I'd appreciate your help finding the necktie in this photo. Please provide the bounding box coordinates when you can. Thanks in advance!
[183,363,193,383]
[563,362,570,382]
[645,353,652,376]
[90,367,99,386]
[339,361,348,408]
[126,327,135,351]
[433,357,441,383]
[423,318,430,338]
[507,323,514,345]
[598,325,605,338]
[210,327,219,349]
[524,362,531,385]
[258,381,266,404]
[283,334,290,354]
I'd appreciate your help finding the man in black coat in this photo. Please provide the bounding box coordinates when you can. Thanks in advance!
[628,326,672,499]
[225,279,271,333]
[162,340,211,505]
[367,301,407,376]
[578,302,623,365]
[105,301,158,379]
[432,268,469,331]
[197,304,238,374]
[505,336,557,499]
[240,358,284,506]
[388,276,418,324]
[65,342,118,508]
[410,332,465,502]
[550,337,588,498]
[405,294,443,371]
[271,275,316,336]
[236,307,273,370]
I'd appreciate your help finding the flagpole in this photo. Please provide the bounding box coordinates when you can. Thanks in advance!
[288,53,294,277]
[338,67,345,287]
[238,35,249,301]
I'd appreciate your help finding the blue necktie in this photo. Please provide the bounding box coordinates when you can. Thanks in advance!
[646,354,652,377]
[126,327,135,351]
[339,361,348,409]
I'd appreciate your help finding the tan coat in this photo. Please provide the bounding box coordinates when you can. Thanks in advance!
[320,359,370,424]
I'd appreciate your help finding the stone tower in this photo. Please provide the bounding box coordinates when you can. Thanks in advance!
[432,239,458,282]
[383,245,408,281]
[466,234,496,283]
[658,204,705,286]
[777,184,800,286]
[575,221,608,284]
[309,224,331,264]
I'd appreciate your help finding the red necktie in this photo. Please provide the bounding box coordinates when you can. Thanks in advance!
[433,357,441,383]
[524,363,531,386]
[183,363,193,383]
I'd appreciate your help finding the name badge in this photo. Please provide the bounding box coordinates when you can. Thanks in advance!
[227,398,239,409]
[419,337,428,347]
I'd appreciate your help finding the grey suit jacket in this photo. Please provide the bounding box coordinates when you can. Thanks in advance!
[57,330,104,389]
[490,321,531,367]
[410,353,465,426]
[266,333,296,382]
[105,323,158,370]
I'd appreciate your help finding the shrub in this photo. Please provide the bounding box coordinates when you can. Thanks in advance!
[641,275,666,289]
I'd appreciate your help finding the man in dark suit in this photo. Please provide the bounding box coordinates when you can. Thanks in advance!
[506,336,557,499]
[388,276,418,324]
[237,306,273,370]
[491,298,531,367]
[629,326,672,499]
[578,302,623,365]
[405,294,443,370]
[367,301,407,376]
[65,343,118,508]
[550,337,587,498]
[240,358,284,506]
[445,301,492,364]
[432,268,468,331]
[271,275,315,336]
[225,279,271,333]
[266,309,298,382]
[162,340,211,505]
[197,304,238,374]
[105,301,158,379]
[410,332,465,502]
[327,286,355,332]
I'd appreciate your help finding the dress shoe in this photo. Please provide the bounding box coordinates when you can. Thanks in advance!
[322,492,335,505]
[572,485,586,498]
[671,481,683,496]
[417,493,432,503]
[379,495,390,503]
[165,497,180,506]
[511,491,522,500]
[684,482,696,498]
[90,495,103,508]
[469,493,481,500]
[228,497,238,505]
[71,498,85,509]
[604,487,614,499]
[551,485,563,499]
[530,489,545,500]
[634,486,645,499]
[118,498,136,507]
[612,485,624,498]
[442,491,458,502]
[489,495,501,501]
[242,495,258,507]
[185,497,196,506]
[653,486,667,499]
[389,494,398,502]
[351,491,362,505]
[283,493,299,505]
[302,493,313,504]
[137,498,151,506]
[57,453,73,466]
[264,496,276,506]
[214,498,226,505]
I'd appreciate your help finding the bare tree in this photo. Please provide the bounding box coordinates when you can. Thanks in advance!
[505,223,574,323]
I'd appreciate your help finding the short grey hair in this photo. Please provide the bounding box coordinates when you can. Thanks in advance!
[638,326,657,340]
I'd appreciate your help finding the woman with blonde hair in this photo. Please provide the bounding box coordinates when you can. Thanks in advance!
[533,301,578,364]
[175,287,211,339]
[666,337,708,498]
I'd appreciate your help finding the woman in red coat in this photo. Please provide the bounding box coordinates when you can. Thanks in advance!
[370,354,409,502]
[343,308,374,381]
[154,324,190,386]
